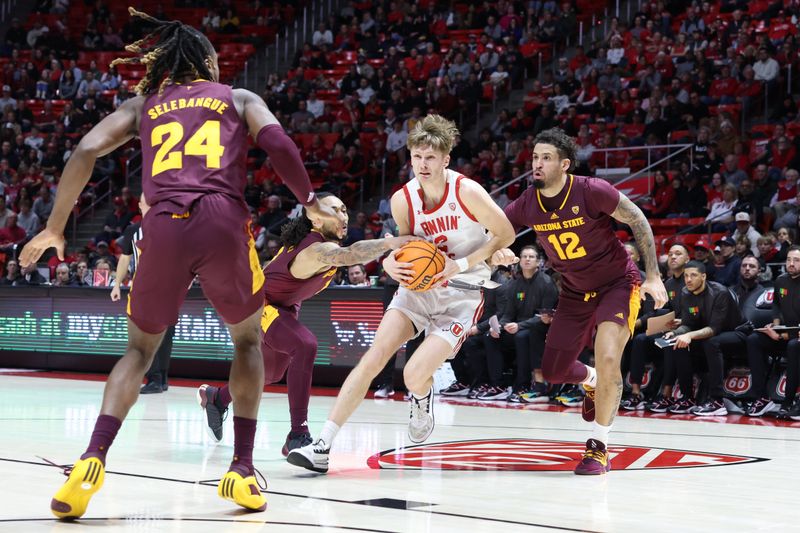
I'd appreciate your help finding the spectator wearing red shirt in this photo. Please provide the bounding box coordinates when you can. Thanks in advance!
[653,52,674,81]
[422,42,442,73]
[569,46,590,80]
[620,112,645,142]
[326,144,350,179]
[736,65,762,113]
[335,95,361,127]
[707,65,739,105]
[769,137,797,178]
[575,79,599,114]
[607,135,631,168]
[705,173,725,208]
[641,170,676,218]
[0,212,26,254]
[614,89,635,122]
[768,10,796,46]
[408,54,431,83]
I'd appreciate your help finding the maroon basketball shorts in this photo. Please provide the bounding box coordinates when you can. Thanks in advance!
[546,275,641,353]
[127,194,265,334]
[259,304,318,384]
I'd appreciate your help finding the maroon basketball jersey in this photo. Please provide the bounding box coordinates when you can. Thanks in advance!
[139,81,248,214]
[263,231,337,314]
[504,174,639,292]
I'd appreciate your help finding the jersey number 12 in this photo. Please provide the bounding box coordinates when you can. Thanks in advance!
[547,232,587,260]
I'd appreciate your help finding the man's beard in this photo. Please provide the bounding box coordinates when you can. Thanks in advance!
[532,178,546,189]
[320,227,343,242]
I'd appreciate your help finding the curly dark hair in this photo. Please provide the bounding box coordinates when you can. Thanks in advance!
[279,192,334,248]
[533,128,578,171]
[111,7,216,95]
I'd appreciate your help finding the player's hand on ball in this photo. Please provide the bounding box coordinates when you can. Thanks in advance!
[490,248,518,267]
[19,228,65,267]
[641,275,668,309]
[430,254,460,288]
[383,249,416,284]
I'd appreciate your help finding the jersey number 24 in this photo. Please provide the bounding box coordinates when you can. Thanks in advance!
[151,120,225,177]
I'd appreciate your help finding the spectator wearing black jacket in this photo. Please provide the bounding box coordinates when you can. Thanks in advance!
[689,256,766,416]
[714,236,741,286]
[663,262,742,415]
[746,246,800,419]
[624,244,690,410]
[482,246,558,403]
[441,271,511,399]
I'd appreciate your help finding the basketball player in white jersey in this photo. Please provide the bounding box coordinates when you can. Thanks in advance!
[288,114,517,473]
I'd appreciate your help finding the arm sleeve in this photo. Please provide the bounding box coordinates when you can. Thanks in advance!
[585,177,622,218]
[256,124,316,206]
[118,224,136,255]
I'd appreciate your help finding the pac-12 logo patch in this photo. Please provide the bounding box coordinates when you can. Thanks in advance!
[449,322,464,336]
[367,439,766,471]
[449,202,456,211]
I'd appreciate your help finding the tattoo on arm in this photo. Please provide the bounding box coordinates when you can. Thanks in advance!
[689,326,715,340]
[313,240,391,267]
[612,195,658,278]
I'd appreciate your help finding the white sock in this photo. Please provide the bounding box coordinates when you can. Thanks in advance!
[412,386,433,401]
[582,366,597,388]
[317,420,339,448]
[591,421,611,446]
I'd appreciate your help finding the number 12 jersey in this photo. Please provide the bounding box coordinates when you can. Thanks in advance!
[504,174,639,292]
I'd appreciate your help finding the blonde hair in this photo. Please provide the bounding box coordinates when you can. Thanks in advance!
[406,114,459,154]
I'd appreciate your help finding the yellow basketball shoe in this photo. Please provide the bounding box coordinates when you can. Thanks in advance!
[218,469,267,512]
[50,457,105,519]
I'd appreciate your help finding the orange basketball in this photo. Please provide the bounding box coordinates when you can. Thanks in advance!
[395,240,446,292]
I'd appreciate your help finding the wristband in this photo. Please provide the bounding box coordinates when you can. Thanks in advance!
[455,258,469,273]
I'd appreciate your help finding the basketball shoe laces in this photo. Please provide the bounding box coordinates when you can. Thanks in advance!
[410,392,431,420]
[252,467,268,492]
[582,448,607,465]
[39,455,75,477]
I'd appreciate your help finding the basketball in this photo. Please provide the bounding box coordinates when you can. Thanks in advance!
[395,240,446,292]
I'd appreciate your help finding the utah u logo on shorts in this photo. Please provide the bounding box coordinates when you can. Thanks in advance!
[449,322,464,336]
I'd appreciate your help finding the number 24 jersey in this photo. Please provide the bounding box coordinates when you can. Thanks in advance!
[139,81,248,215]
[503,174,639,292]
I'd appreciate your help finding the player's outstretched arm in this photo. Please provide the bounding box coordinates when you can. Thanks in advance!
[305,235,420,268]
[19,97,143,266]
[234,88,335,222]
[611,193,668,308]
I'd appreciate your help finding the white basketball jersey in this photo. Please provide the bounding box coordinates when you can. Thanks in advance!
[402,169,491,285]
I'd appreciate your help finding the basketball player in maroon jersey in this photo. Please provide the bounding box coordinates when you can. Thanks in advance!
[19,8,337,517]
[504,128,667,475]
[197,193,419,455]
